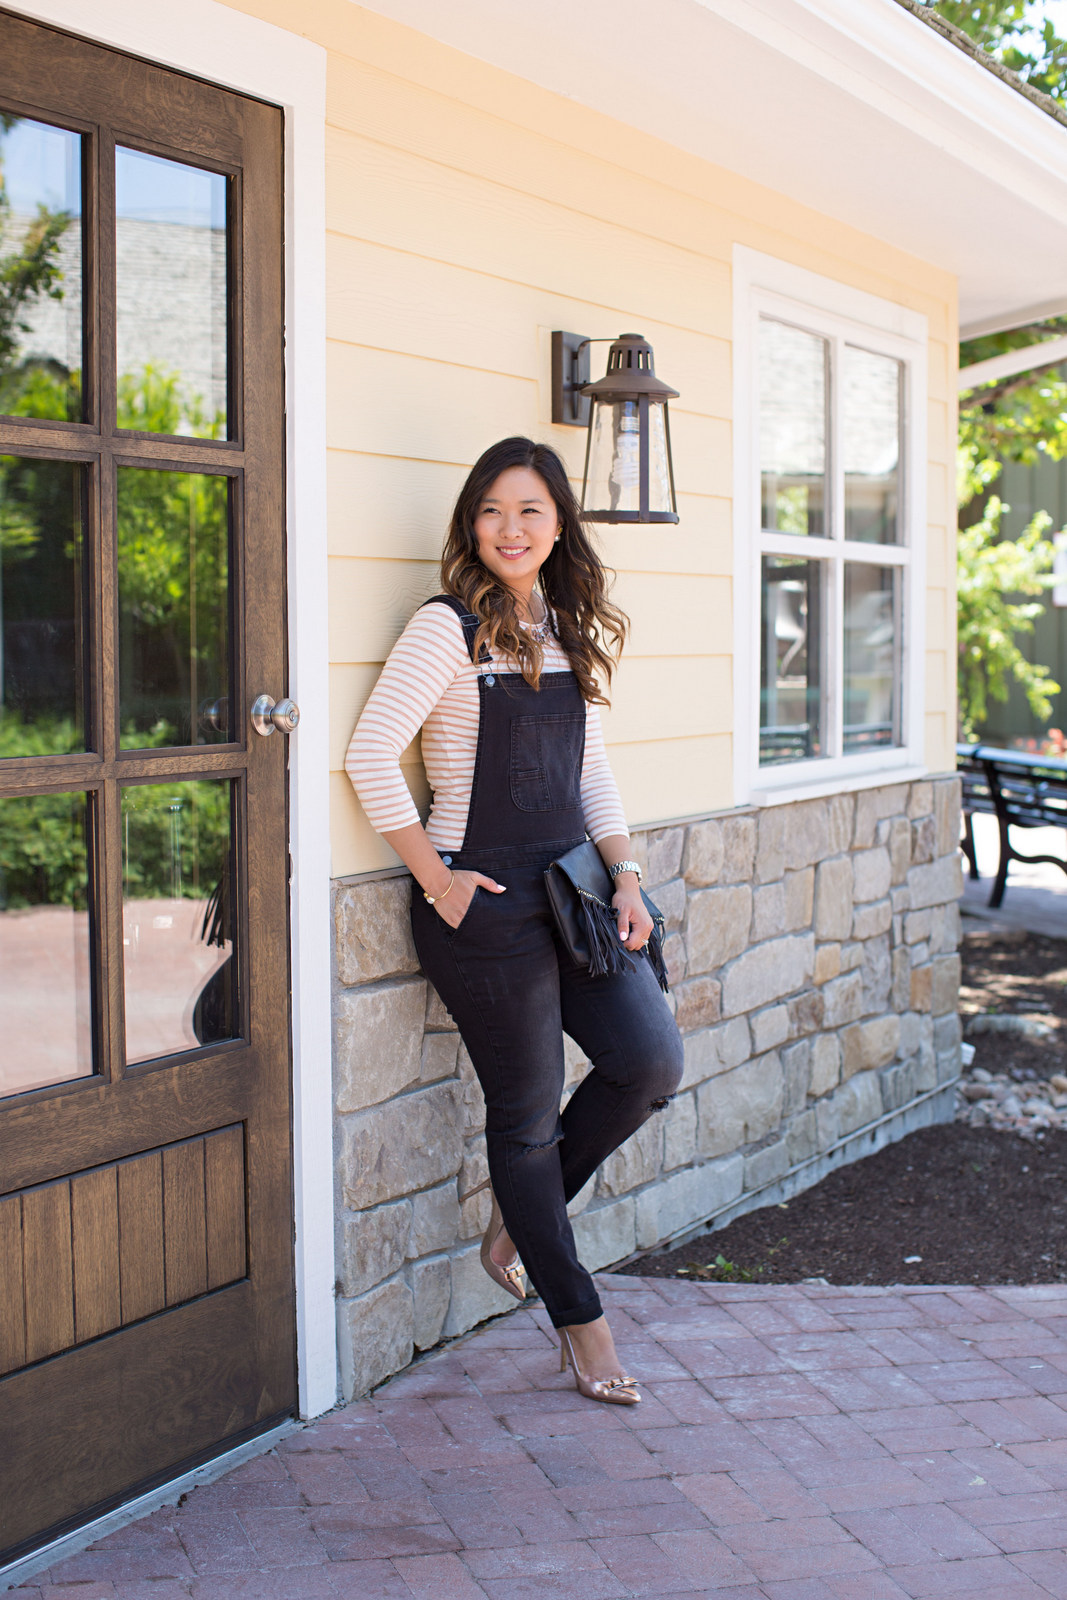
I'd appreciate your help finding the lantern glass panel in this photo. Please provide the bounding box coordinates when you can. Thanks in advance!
[585,398,672,517]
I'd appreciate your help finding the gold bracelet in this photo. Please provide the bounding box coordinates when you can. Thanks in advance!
[423,871,455,905]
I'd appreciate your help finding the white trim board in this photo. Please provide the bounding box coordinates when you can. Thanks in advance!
[3,0,335,1422]
[731,245,929,808]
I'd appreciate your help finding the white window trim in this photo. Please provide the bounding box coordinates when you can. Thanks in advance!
[6,0,334,1421]
[732,246,929,807]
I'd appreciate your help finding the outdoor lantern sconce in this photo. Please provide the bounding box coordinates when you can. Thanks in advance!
[552,330,680,524]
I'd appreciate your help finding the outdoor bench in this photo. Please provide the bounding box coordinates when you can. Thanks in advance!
[957,742,1067,907]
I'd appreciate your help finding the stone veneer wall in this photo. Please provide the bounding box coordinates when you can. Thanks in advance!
[331,776,963,1399]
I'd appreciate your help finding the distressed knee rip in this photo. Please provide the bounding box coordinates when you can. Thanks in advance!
[648,1094,675,1113]
[514,1130,562,1156]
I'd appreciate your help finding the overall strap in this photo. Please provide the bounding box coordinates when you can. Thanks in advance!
[421,594,489,665]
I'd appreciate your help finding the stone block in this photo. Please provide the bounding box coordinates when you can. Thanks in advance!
[697,1054,784,1157]
[335,876,420,986]
[786,1108,818,1164]
[334,979,426,1113]
[907,854,963,911]
[784,867,815,930]
[409,1255,451,1351]
[814,943,841,985]
[932,953,961,1016]
[841,1015,900,1080]
[686,884,752,975]
[721,934,814,1017]
[410,1182,461,1257]
[421,1031,459,1084]
[781,1038,811,1115]
[910,963,932,1012]
[910,815,937,866]
[663,1092,697,1170]
[663,931,687,987]
[571,1197,636,1271]
[834,1070,884,1136]
[860,936,892,1016]
[627,831,651,880]
[891,946,911,1011]
[598,1117,663,1197]
[853,846,891,904]
[888,818,912,886]
[787,988,824,1038]
[339,1199,412,1297]
[904,909,933,945]
[656,876,688,930]
[937,1045,962,1083]
[338,1276,414,1400]
[751,1004,789,1054]
[821,971,863,1027]
[745,1139,789,1191]
[457,1043,486,1135]
[854,783,909,849]
[932,901,961,955]
[814,1095,840,1150]
[841,941,864,972]
[752,882,785,943]
[935,777,962,857]
[934,1012,962,1050]
[908,780,933,819]
[563,1031,589,1089]
[892,885,912,914]
[647,826,686,885]
[783,800,831,871]
[756,808,786,884]
[443,1241,517,1336]
[426,987,457,1030]
[814,856,853,941]
[721,815,757,883]
[828,793,854,855]
[673,976,722,1032]
[339,1082,464,1209]
[852,898,892,940]
[634,1156,744,1249]
[810,1032,841,1098]
[682,819,724,887]
[880,1056,929,1111]
[681,1016,751,1089]
[898,1010,920,1058]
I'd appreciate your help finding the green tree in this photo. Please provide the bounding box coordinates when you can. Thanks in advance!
[0,112,77,417]
[932,1,1067,99]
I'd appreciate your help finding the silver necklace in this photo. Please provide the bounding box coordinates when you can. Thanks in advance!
[525,591,551,643]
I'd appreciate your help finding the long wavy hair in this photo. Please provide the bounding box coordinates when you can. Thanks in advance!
[441,437,628,704]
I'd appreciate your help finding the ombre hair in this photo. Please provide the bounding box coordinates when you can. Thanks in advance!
[441,436,627,704]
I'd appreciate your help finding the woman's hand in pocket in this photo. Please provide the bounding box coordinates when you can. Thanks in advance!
[435,869,506,929]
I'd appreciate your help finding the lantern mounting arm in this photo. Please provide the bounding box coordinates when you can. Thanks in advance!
[551,332,615,427]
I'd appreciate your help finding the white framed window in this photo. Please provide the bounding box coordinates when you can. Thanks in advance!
[732,248,929,805]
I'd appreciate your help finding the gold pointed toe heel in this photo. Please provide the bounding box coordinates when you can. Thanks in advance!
[559,1328,640,1406]
[461,1177,527,1302]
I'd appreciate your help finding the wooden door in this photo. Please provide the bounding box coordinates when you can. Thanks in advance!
[0,10,295,1564]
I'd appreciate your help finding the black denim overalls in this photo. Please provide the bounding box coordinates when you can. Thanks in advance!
[410,596,683,1328]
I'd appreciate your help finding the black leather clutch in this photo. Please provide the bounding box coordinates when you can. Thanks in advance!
[543,840,669,992]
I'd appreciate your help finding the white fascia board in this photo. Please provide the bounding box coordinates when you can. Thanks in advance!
[960,335,1067,391]
[963,299,1067,340]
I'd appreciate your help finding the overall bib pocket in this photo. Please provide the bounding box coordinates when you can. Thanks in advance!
[510,713,585,812]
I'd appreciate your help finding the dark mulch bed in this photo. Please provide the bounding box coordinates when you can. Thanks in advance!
[621,927,1067,1288]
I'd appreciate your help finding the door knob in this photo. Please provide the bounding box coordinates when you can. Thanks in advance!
[251,694,300,736]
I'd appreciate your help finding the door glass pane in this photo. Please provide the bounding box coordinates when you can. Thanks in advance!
[115,148,227,439]
[118,468,230,748]
[760,318,827,536]
[844,563,899,751]
[760,555,825,765]
[844,347,902,544]
[122,778,237,1064]
[0,790,93,1096]
[1,456,87,755]
[0,116,82,422]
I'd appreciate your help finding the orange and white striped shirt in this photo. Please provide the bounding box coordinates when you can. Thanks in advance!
[345,601,629,850]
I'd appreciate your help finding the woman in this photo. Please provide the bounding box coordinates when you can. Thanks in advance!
[346,436,683,1404]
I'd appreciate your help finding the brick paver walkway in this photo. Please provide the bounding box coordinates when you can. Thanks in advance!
[18,1275,1067,1598]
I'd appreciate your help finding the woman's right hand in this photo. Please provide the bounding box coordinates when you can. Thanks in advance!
[431,868,506,929]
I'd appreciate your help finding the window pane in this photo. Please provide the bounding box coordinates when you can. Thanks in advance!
[0,456,88,755]
[0,117,83,422]
[844,563,899,751]
[844,347,901,543]
[122,779,237,1064]
[760,319,827,536]
[115,148,227,439]
[117,468,231,749]
[0,791,94,1097]
[760,555,825,764]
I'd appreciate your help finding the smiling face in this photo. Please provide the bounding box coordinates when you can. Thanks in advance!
[472,466,559,605]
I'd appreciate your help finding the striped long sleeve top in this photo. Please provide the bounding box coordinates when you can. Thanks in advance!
[345,601,629,851]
